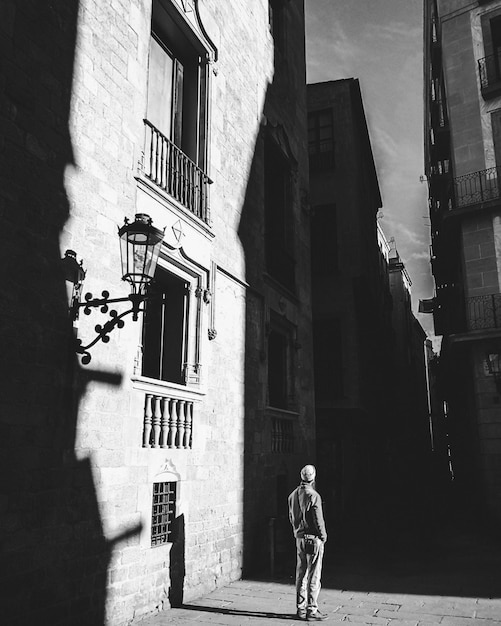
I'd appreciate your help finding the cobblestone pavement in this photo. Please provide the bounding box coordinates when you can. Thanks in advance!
[135,532,501,626]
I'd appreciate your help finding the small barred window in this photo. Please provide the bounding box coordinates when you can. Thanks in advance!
[151,481,176,546]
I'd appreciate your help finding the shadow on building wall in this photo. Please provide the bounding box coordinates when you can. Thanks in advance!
[233,4,498,597]
[169,513,185,607]
[237,2,313,578]
[0,2,141,623]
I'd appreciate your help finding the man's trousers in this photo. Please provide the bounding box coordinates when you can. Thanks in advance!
[295,537,324,614]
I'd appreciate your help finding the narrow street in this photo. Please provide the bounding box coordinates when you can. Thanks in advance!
[136,529,501,625]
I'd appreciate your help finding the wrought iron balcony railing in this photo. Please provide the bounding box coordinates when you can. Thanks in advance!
[142,119,211,225]
[431,99,447,129]
[478,53,501,94]
[466,294,501,331]
[454,166,501,208]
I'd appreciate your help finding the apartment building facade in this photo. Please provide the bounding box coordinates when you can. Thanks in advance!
[424,0,501,518]
[0,1,314,623]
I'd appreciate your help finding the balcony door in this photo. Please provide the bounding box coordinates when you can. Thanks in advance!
[492,17,501,80]
[492,109,501,168]
[147,35,183,148]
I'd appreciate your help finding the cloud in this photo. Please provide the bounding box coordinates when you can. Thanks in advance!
[305,0,436,338]
[409,250,431,261]
[305,4,362,82]
[392,221,427,249]
[365,21,422,44]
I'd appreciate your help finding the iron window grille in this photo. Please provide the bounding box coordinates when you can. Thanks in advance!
[272,417,294,453]
[151,481,176,546]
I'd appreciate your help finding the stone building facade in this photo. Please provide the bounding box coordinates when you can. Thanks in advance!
[0,0,314,623]
[424,0,501,519]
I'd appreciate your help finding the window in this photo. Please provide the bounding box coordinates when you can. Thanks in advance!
[267,313,295,410]
[143,0,211,222]
[311,204,338,275]
[151,481,176,546]
[148,0,206,165]
[313,319,343,400]
[142,269,189,384]
[492,17,501,61]
[480,10,501,95]
[268,329,288,408]
[264,137,295,291]
[147,34,183,148]
[272,419,294,453]
[308,109,335,171]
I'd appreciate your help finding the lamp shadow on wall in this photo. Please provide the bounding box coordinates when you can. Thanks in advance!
[0,2,141,623]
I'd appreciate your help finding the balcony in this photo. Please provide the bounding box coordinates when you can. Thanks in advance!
[430,99,448,130]
[142,392,194,449]
[142,119,212,225]
[466,294,501,331]
[454,167,501,209]
[478,54,501,99]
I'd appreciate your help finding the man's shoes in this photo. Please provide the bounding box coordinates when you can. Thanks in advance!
[307,611,328,621]
[296,610,307,620]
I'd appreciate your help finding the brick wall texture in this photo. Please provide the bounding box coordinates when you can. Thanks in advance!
[0,1,314,624]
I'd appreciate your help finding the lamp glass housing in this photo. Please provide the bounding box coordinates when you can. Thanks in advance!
[119,213,164,296]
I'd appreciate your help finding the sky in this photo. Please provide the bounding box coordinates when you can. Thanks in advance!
[304,0,438,348]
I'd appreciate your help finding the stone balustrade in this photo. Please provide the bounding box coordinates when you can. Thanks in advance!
[143,394,193,449]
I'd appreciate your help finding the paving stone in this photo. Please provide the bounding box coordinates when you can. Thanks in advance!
[475,606,501,620]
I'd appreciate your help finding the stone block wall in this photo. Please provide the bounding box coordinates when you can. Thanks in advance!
[441,8,485,175]
[0,0,314,624]
[462,213,499,296]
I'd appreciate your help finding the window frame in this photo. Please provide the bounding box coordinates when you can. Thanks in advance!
[141,269,190,385]
[308,108,335,171]
[264,136,296,292]
[148,5,207,169]
[135,249,209,389]
[266,312,297,411]
[151,480,177,547]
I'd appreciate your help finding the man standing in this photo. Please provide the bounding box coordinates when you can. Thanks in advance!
[288,465,328,621]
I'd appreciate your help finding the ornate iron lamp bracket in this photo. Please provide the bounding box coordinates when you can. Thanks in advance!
[63,213,165,366]
[73,292,145,365]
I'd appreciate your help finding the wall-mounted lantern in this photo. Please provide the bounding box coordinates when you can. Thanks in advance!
[486,352,501,393]
[62,213,164,365]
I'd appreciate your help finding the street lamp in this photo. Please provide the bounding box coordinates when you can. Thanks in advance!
[63,213,165,364]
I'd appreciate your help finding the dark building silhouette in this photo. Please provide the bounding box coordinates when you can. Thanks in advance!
[308,79,394,543]
[424,0,501,520]
[308,78,432,547]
